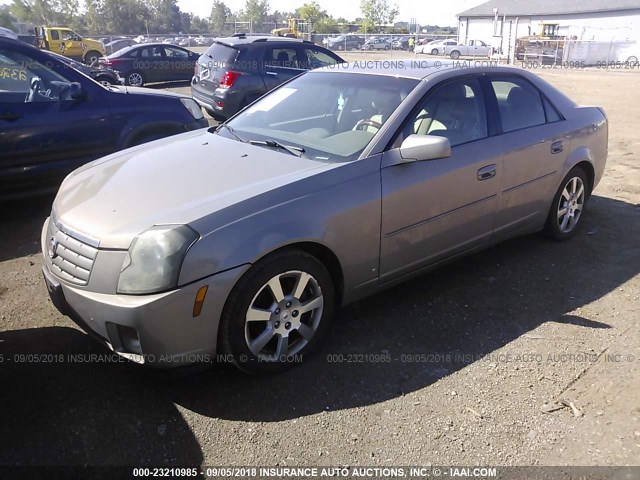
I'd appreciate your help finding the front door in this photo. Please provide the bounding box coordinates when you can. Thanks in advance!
[0,45,114,196]
[380,77,501,281]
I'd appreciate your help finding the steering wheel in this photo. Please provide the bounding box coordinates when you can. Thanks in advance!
[354,119,383,131]
[25,77,52,103]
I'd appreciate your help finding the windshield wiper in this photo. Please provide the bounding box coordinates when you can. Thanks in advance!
[248,139,305,157]
[211,123,244,142]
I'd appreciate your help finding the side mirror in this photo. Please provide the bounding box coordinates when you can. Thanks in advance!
[399,134,451,162]
[67,82,86,101]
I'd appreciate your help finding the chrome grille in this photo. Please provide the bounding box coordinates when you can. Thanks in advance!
[48,220,98,286]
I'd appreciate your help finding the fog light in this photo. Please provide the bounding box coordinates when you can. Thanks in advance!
[193,285,209,317]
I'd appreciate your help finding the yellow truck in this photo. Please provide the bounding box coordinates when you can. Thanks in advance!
[34,26,105,65]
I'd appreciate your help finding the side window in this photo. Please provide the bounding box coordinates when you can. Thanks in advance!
[140,47,164,59]
[50,30,60,41]
[0,48,72,103]
[165,47,188,59]
[543,95,563,123]
[302,47,338,69]
[61,30,77,42]
[491,78,546,133]
[267,48,298,68]
[402,78,487,147]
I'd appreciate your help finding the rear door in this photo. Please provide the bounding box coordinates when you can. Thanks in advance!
[163,46,194,80]
[485,75,568,239]
[0,45,114,196]
[261,45,305,92]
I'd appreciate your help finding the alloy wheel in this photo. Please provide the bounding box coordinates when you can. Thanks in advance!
[244,270,324,361]
[128,72,143,87]
[557,176,585,233]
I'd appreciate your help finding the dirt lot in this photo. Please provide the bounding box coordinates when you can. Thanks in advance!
[0,57,639,469]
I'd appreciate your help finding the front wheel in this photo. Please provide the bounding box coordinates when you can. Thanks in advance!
[450,50,461,59]
[125,71,145,87]
[219,250,335,374]
[544,167,589,240]
[431,48,439,55]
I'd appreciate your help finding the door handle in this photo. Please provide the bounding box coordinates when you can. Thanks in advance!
[265,71,278,76]
[551,141,564,154]
[0,112,21,121]
[477,164,497,181]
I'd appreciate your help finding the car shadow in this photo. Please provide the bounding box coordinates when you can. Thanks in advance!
[0,194,54,262]
[0,194,638,464]
[0,326,204,468]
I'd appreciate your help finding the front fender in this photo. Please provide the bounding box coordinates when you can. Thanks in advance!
[179,155,384,297]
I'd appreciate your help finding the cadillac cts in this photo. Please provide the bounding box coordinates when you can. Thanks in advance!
[41,62,608,373]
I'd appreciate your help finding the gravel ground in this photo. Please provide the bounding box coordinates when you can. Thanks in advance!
[0,59,639,469]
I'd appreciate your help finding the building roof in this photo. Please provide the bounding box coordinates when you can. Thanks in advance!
[458,0,640,17]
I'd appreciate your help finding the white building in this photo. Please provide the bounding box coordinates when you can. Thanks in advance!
[457,0,640,60]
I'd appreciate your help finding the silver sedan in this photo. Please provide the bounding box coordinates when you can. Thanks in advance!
[41,61,608,373]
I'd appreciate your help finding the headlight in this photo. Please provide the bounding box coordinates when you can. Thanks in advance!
[180,98,205,120]
[117,225,199,295]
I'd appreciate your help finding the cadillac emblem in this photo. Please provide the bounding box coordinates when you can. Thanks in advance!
[48,237,59,259]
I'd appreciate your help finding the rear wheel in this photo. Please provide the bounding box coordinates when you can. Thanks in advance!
[84,50,102,65]
[431,48,439,55]
[95,75,114,87]
[544,167,589,240]
[450,50,461,59]
[219,249,335,374]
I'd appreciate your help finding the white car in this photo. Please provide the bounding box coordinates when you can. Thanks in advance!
[414,39,457,55]
[0,27,18,40]
[444,39,492,59]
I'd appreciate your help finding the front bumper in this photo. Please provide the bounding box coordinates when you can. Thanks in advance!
[41,218,248,368]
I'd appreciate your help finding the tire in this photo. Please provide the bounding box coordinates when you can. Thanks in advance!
[431,48,439,55]
[125,71,145,87]
[544,167,589,241]
[219,249,335,374]
[84,50,102,65]
[450,50,461,59]
[95,75,114,87]
[384,45,390,50]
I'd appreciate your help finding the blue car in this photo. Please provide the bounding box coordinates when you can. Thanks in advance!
[0,38,209,200]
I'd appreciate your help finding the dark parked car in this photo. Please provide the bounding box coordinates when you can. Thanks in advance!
[0,38,208,199]
[100,43,200,87]
[326,34,364,51]
[104,38,138,55]
[391,36,410,50]
[48,51,123,86]
[191,35,343,120]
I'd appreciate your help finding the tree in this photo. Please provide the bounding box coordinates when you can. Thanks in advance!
[0,5,16,29]
[148,0,183,33]
[9,0,79,26]
[360,0,399,32]
[209,0,230,34]
[296,1,326,26]
[242,0,268,32]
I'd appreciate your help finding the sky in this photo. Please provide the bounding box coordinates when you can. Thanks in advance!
[0,0,485,27]
[178,0,485,26]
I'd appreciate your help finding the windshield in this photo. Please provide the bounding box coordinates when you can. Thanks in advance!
[224,72,419,162]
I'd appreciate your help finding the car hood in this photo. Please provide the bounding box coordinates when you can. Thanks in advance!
[52,130,336,249]
[108,85,186,98]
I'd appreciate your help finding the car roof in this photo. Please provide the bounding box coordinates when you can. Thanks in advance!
[315,60,520,80]
[215,35,308,46]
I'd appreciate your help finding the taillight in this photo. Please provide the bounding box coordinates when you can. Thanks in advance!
[102,59,122,67]
[219,70,241,88]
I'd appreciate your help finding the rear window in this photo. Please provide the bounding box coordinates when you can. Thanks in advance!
[204,43,239,64]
